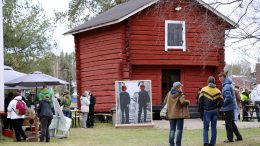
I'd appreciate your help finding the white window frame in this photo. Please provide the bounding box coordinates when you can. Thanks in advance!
[165,20,186,51]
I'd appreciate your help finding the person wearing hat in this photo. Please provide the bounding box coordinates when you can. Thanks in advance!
[37,95,53,142]
[119,85,130,124]
[167,81,190,146]
[61,90,72,118]
[138,84,150,123]
[218,73,243,143]
[199,76,223,146]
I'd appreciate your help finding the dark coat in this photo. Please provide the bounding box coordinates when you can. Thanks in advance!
[167,91,190,119]
[120,92,130,107]
[138,90,150,106]
[37,100,53,119]
[89,95,96,112]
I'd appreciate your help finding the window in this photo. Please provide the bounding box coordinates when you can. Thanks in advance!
[165,20,186,51]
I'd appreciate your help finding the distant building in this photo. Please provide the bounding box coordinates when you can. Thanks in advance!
[256,63,260,84]
[230,70,257,91]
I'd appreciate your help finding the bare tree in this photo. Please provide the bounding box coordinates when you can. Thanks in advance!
[203,0,260,62]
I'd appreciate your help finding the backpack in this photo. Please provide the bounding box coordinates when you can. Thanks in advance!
[15,100,26,115]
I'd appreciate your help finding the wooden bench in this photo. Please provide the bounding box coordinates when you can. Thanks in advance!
[94,113,112,123]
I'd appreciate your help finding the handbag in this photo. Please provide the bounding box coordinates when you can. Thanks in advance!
[160,92,170,119]
[160,103,168,119]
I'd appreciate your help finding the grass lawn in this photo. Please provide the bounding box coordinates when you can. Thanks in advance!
[1,123,260,146]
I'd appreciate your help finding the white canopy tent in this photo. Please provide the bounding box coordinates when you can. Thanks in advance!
[4,65,30,89]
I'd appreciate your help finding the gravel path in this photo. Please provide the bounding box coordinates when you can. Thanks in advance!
[154,118,260,130]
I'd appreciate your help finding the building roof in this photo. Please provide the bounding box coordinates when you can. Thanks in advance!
[64,0,237,35]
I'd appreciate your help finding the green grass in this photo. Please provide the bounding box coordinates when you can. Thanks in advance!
[1,123,260,146]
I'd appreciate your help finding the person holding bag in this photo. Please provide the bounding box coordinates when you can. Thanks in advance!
[167,82,190,146]
[160,91,171,119]
[7,92,28,142]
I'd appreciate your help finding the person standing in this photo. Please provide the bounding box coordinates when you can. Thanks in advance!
[37,95,53,142]
[196,87,202,104]
[167,82,190,146]
[7,92,28,142]
[3,92,14,130]
[80,91,90,128]
[240,89,250,121]
[119,85,130,124]
[87,91,96,128]
[199,76,223,146]
[61,91,71,118]
[218,73,243,143]
[138,84,150,123]
[38,85,54,107]
[250,84,260,122]
[234,86,242,121]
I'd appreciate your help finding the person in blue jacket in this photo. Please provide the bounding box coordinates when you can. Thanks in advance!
[219,73,242,143]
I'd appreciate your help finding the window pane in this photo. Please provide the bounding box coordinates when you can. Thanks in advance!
[167,23,183,46]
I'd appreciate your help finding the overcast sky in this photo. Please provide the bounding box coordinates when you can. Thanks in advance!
[40,0,74,55]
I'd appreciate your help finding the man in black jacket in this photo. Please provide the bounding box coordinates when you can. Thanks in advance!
[37,95,53,142]
[119,85,131,124]
[87,92,96,128]
[138,85,150,123]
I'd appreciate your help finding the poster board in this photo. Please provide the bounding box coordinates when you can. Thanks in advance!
[115,80,154,127]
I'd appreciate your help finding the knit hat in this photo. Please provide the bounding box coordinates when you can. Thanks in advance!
[173,82,183,89]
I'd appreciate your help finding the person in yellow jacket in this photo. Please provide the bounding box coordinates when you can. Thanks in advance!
[240,89,250,121]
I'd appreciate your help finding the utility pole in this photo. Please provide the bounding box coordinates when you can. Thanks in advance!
[0,0,5,139]
[64,68,70,96]
[0,0,5,112]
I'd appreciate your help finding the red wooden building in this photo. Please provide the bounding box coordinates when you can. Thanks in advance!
[65,0,236,113]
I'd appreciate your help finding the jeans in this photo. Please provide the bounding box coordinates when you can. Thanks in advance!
[169,119,184,146]
[11,119,27,141]
[138,105,147,123]
[234,106,240,121]
[203,110,218,145]
[82,112,88,128]
[40,116,52,142]
[224,110,242,141]
[255,101,260,122]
